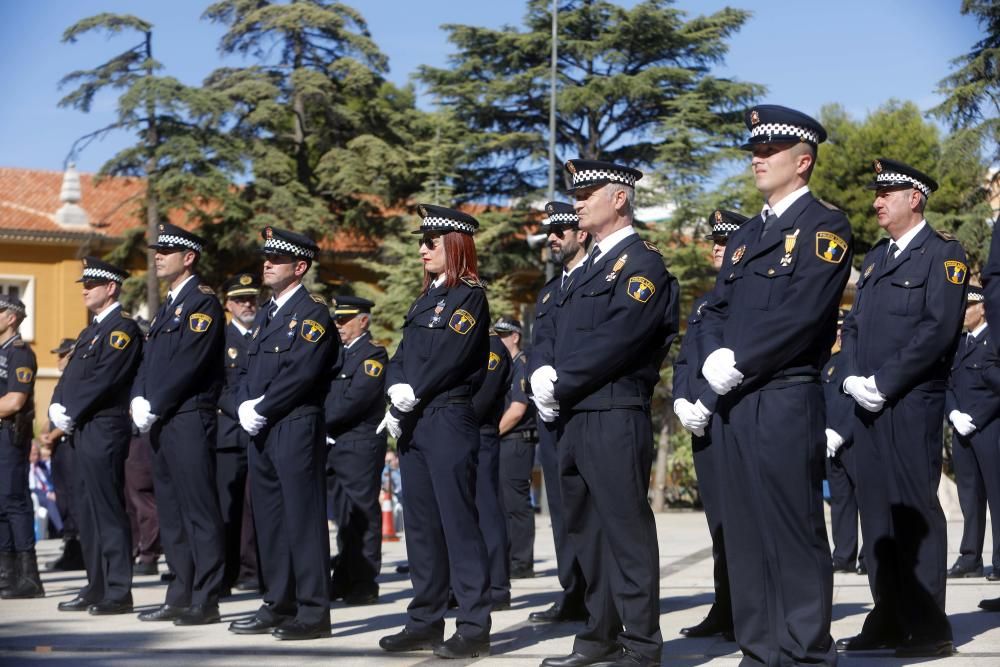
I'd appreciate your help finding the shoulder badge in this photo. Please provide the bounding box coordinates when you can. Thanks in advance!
[301,320,326,342]
[310,294,326,305]
[15,367,33,383]
[109,331,132,350]
[818,199,842,212]
[189,313,213,332]
[626,276,655,303]
[363,359,384,377]
[936,229,957,242]
[198,284,215,295]
[461,276,483,289]
[449,309,476,334]
[944,260,968,285]
[642,241,662,256]
[815,231,847,264]
[487,351,501,371]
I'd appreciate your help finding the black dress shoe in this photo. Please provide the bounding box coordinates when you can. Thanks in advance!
[894,639,953,658]
[988,571,1000,582]
[433,632,490,659]
[233,578,259,592]
[541,647,621,667]
[979,596,1000,611]
[379,628,444,652]
[58,596,97,612]
[856,562,867,575]
[510,565,535,579]
[680,616,733,638]
[173,604,221,626]
[831,560,855,573]
[492,598,511,611]
[529,602,588,623]
[272,619,332,640]
[88,598,134,615]
[344,586,379,606]
[606,646,659,666]
[229,614,283,635]
[835,633,896,651]
[138,604,189,622]
[947,561,983,578]
[132,561,158,576]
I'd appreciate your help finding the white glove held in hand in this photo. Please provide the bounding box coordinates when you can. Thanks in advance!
[130,396,158,432]
[843,376,884,412]
[238,396,267,436]
[535,398,559,423]
[949,410,977,437]
[702,348,743,395]
[48,403,73,433]
[376,409,402,438]
[825,428,845,458]
[387,384,420,412]
[673,399,709,437]
[530,365,558,404]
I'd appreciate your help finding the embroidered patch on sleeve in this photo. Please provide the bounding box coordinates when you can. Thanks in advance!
[815,232,847,264]
[626,277,655,303]
[15,367,33,383]
[189,313,213,332]
[109,331,132,350]
[449,309,476,334]
[945,260,968,285]
[487,352,500,371]
[363,359,384,377]
[300,320,326,342]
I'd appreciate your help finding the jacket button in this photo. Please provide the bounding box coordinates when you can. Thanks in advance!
[904,280,910,286]
[767,268,775,275]
[274,346,279,351]
[729,273,735,279]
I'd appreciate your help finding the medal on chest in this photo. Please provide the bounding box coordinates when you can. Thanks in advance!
[605,253,628,282]
[780,229,800,267]
[288,317,298,338]
[429,299,446,327]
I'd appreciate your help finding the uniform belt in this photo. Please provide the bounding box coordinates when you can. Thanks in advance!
[424,391,471,409]
[503,429,537,442]
[761,374,818,389]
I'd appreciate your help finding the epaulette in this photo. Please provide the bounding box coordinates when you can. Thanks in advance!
[818,199,842,212]
[198,285,216,295]
[643,240,662,256]
[461,276,484,288]
[12,339,24,348]
[936,229,958,242]
[121,311,133,319]
[310,294,326,305]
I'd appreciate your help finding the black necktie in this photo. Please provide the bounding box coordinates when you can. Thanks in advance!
[582,246,602,274]
[760,210,776,240]
[265,300,277,326]
[884,242,898,267]
[966,331,975,352]
[244,331,252,341]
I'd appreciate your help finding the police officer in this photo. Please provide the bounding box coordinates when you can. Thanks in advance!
[326,295,388,605]
[824,309,864,576]
[131,222,227,625]
[698,106,852,666]
[532,160,679,667]
[377,204,492,659]
[229,227,336,641]
[494,316,536,580]
[672,209,747,642]
[216,272,261,593]
[528,202,588,625]
[49,258,142,613]
[0,296,43,599]
[838,159,964,657]
[946,286,1000,582]
[470,324,513,610]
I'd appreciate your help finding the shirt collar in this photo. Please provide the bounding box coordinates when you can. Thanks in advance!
[891,220,927,254]
[761,185,810,219]
[594,225,637,259]
[93,301,122,324]
[271,283,303,314]
[971,322,988,339]
[1,333,20,350]
[432,275,446,289]
[231,319,250,336]
[168,275,196,303]
[345,331,369,350]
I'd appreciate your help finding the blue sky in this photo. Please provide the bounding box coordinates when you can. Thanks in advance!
[0,0,984,174]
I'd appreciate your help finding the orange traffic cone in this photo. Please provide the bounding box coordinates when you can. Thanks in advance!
[381,494,399,542]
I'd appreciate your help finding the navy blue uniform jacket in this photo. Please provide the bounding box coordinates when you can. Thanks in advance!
[217,322,253,448]
[946,327,1000,429]
[472,333,512,428]
[325,331,387,441]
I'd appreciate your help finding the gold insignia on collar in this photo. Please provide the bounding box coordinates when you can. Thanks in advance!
[189,313,213,332]
[815,231,847,264]
[109,330,132,350]
[15,367,33,384]
[944,260,968,285]
[301,319,325,342]
[364,359,384,377]
[487,352,501,371]
[874,160,883,173]
[239,275,252,286]
[449,309,476,334]
[750,109,760,125]
[626,276,655,303]
[731,245,746,264]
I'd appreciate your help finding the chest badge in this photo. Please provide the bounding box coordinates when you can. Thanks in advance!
[780,229,800,266]
[227,347,238,359]
[731,245,746,264]
[173,305,183,321]
[288,318,298,338]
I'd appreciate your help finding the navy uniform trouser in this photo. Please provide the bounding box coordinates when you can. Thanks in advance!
[537,421,586,609]
[952,419,1000,570]
[327,435,386,593]
[715,381,835,666]
[499,433,535,570]
[692,432,733,629]
[477,429,510,605]
[854,389,952,643]
[826,444,861,568]
[51,436,78,539]
[76,413,132,602]
[399,404,491,638]
[558,408,662,663]
[125,434,160,564]
[215,443,249,589]
[0,426,32,552]
[150,409,226,607]
[250,411,330,627]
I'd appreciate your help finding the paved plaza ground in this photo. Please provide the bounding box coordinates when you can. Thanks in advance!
[2,510,1000,665]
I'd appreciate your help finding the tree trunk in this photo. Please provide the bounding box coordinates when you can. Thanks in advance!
[144,30,160,315]
[651,417,671,512]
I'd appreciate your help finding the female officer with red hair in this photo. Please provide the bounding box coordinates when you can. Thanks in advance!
[377,204,493,659]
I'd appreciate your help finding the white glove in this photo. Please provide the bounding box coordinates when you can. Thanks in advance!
[536,400,559,423]
[530,365,558,404]
[825,428,845,458]
[701,348,744,395]
[376,409,402,438]
[326,436,336,446]
[130,396,158,432]
[949,410,977,437]
[238,396,267,436]
[387,384,420,412]
[673,399,709,437]
[843,375,884,412]
[48,403,73,433]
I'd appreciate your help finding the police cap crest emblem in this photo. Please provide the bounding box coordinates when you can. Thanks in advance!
[750,109,760,125]
[874,160,883,173]
[239,275,252,286]
[449,309,476,335]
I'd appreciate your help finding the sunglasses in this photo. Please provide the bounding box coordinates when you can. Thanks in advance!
[419,235,443,250]
[711,236,728,246]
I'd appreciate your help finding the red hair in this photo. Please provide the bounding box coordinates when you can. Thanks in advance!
[423,231,479,291]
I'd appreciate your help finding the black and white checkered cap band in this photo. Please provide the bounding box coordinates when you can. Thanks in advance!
[750,122,820,144]
[82,267,125,283]
[420,217,476,234]
[969,291,985,303]
[712,222,740,235]
[157,234,202,253]
[571,169,637,188]
[0,300,25,316]
[263,237,316,259]
[876,171,931,197]
[544,212,579,225]
[494,321,521,333]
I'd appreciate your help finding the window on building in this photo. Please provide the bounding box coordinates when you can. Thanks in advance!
[0,275,35,342]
